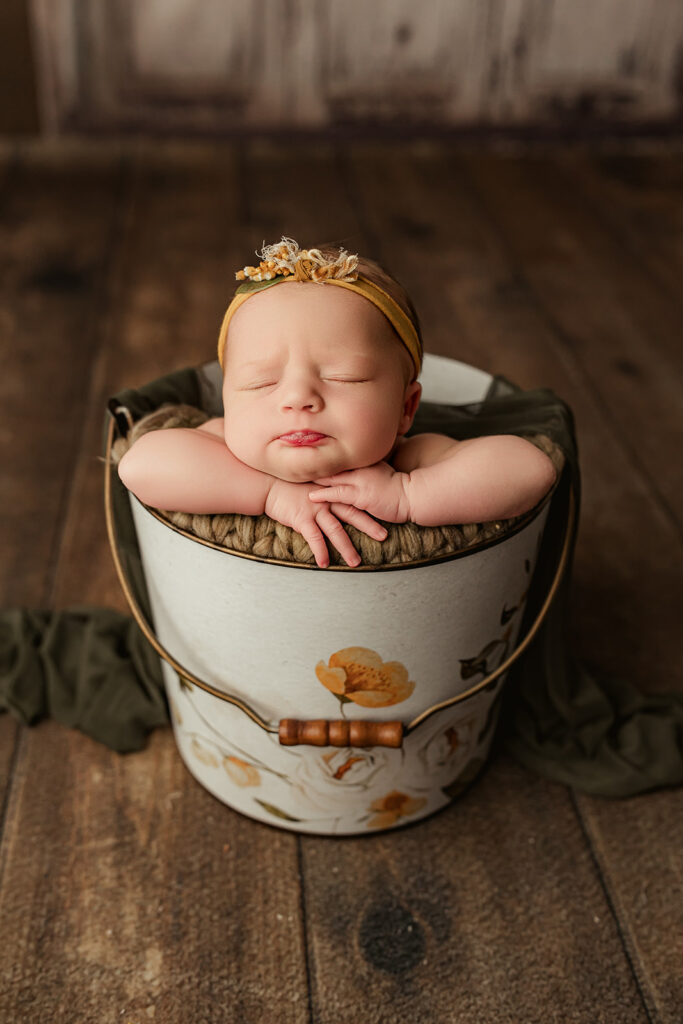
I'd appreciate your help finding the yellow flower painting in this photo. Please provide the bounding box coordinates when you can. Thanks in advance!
[315,647,415,708]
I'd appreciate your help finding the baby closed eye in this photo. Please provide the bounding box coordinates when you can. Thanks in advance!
[240,378,369,390]
[236,374,374,389]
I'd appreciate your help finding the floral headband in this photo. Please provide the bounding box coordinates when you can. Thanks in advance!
[216,237,422,380]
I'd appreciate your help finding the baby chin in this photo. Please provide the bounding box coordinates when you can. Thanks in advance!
[270,446,350,482]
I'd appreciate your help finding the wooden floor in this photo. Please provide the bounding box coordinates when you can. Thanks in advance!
[1,139,682,1023]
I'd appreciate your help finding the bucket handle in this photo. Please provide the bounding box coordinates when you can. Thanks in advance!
[105,410,575,749]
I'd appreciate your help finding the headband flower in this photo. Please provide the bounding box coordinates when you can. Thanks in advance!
[235,236,359,284]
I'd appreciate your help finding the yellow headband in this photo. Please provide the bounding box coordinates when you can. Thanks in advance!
[216,239,422,380]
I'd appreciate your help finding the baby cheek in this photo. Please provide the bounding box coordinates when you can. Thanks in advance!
[358,401,400,439]
[224,415,254,459]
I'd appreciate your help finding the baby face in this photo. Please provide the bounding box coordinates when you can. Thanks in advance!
[222,282,421,483]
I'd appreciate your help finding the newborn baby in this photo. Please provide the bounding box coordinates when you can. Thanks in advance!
[118,238,556,568]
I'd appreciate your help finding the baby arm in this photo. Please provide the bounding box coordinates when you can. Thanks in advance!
[117,424,272,515]
[117,421,387,567]
[309,433,557,525]
[400,434,557,524]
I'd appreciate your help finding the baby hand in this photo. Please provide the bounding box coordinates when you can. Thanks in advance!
[265,478,388,568]
[309,462,412,523]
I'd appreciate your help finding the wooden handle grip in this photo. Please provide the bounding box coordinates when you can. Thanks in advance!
[279,719,404,748]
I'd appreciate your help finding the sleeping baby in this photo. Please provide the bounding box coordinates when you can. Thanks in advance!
[118,238,557,568]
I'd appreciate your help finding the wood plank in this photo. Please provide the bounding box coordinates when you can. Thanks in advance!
[0,145,124,819]
[457,148,682,526]
[343,142,681,1023]
[0,143,310,1023]
[0,144,125,607]
[572,787,683,1024]
[554,147,683,303]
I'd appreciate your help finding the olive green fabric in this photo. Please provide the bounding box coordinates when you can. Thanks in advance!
[1,365,681,792]
[0,607,167,753]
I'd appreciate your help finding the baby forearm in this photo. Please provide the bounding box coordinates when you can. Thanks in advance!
[117,428,273,515]
[404,435,557,525]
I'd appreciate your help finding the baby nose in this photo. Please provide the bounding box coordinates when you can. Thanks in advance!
[280,375,323,411]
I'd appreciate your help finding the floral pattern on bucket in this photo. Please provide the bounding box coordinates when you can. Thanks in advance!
[412,715,477,791]
[223,756,261,787]
[458,553,536,682]
[460,624,513,680]
[367,791,428,830]
[179,680,287,787]
[290,746,394,815]
[315,646,415,708]
[169,625,507,832]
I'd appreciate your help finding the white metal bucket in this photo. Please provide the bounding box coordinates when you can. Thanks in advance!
[107,354,568,836]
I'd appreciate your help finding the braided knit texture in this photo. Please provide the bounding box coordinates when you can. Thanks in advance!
[112,405,564,567]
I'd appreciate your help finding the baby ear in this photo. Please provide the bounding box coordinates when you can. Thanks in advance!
[398,380,422,435]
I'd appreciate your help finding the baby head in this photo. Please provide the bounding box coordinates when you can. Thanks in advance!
[217,238,423,483]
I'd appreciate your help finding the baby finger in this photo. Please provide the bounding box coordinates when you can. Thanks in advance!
[300,521,330,568]
[332,503,388,541]
[308,486,350,503]
[315,509,361,567]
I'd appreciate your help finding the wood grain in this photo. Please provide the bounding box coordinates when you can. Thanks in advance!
[0,146,124,815]
[0,147,125,607]
[573,787,683,1024]
[459,149,683,523]
[554,148,683,304]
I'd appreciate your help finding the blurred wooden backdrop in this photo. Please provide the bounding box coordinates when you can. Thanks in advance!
[8,0,683,137]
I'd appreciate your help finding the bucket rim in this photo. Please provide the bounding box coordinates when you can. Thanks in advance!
[132,481,558,572]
